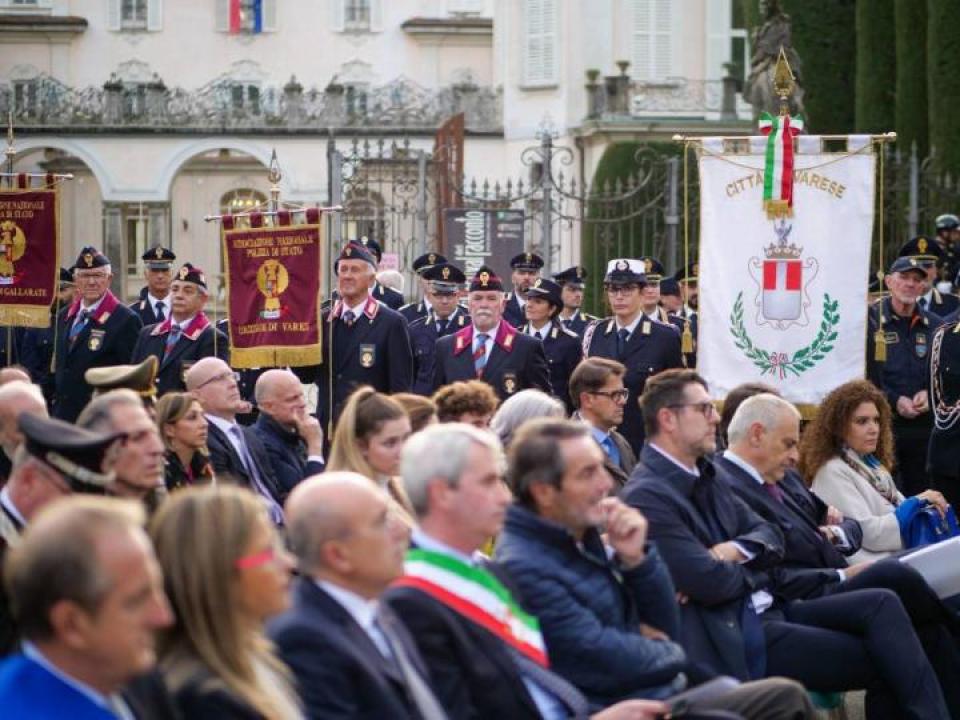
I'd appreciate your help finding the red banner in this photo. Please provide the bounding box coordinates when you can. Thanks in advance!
[0,187,59,327]
[222,211,323,368]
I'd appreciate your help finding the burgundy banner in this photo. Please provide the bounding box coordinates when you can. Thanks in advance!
[0,188,59,327]
[222,218,323,368]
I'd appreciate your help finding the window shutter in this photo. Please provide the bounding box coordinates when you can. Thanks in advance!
[631,0,672,82]
[261,0,277,31]
[370,0,383,32]
[523,0,557,87]
[146,0,162,31]
[214,0,229,32]
[331,0,344,32]
[704,0,730,80]
[107,0,122,31]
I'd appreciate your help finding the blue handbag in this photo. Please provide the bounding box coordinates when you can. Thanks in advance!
[904,505,960,549]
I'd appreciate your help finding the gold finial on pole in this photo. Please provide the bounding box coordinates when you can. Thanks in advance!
[267,148,282,213]
[4,112,15,183]
[773,46,796,117]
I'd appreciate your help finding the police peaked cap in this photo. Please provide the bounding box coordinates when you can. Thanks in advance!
[412,252,448,274]
[422,262,465,293]
[898,236,944,264]
[510,252,544,271]
[359,237,383,263]
[553,266,588,287]
[142,245,176,269]
[525,277,563,309]
[604,258,647,285]
[638,256,665,281]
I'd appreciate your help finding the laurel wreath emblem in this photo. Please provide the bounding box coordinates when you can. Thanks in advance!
[729,291,840,378]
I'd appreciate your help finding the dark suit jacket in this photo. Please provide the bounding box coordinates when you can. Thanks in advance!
[409,308,469,395]
[502,293,525,329]
[521,320,582,411]
[621,445,784,680]
[603,429,637,488]
[373,282,404,311]
[254,412,324,498]
[432,321,551,401]
[129,288,167,326]
[53,292,143,422]
[130,316,228,397]
[124,670,184,720]
[584,317,683,454]
[269,578,426,720]
[205,420,285,506]
[560,310,596,337]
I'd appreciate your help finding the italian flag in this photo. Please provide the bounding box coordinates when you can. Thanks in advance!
[759,112,804,218]
[394,549,549,667]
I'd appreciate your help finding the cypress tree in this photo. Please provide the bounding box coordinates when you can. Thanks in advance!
[895,0,927,157]
[855,0,896,133]
[928,0,960,173]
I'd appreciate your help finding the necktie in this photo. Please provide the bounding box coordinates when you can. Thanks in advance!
[375,611,449,720]
[510,649,590,720]
[68,310,89,342]
[227,425,284,525]
[473,333,489,377]
[342,309,356,327]
[616,328,630,358]
[164,324,182,358]
[154,301,166,323]
[535,330,543,340]
[919,297,928,310]
[600,435,621,468]
[437,318,449,335]
[764,482,784,504]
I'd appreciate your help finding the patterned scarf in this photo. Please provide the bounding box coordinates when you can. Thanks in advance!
[840,446,900,506]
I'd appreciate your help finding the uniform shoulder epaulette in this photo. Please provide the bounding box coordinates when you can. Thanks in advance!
[408,315,427,329]
[559,325,579,340]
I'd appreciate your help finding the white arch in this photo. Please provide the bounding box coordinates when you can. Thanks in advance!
[14,136,114,197]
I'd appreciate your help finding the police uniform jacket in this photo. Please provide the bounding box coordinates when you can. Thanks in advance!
[928,317,960,482]
[432,320,550,401]
[921,288,960,319]
[560,309,596,337]
[373,281,404,311]
[316,296,413,432]
[668,308,699,368]
[53,292,142,422]
[409,307,469,395]
[583,316,683,455]
[21,308,60,404]
[502,293,525,329]
[866,297,941,430]
[129,287,169,326]
[520,320,582,411]
[399,299,431,324]
[130,312,228,397]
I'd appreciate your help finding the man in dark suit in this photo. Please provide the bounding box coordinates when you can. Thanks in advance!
[22,267,77,405]
[408,263,469,395]
[503,252,542,328]
[583,259,682,454]
[553,265,596,337]
[253,369,325,498]
[316,241,413,434]
[130,264,228,397]
[569,357,637,487]
[270,473,448,720]
[400,252,447,324]
[359,237,405,310]
[129,245,176,326]
[622,369,952,719]
[52,247,142,422]
[433,266,550,401]
[185,357,286,522]
[520,277,582,410]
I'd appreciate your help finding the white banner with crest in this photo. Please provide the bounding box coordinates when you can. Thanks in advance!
[697,137,875,406]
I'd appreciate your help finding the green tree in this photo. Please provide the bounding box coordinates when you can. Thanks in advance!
[928,0,960,172]
[855,0,896,133]
[895,0,927,157]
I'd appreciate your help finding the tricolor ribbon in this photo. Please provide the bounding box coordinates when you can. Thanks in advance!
[769,352,790,379]
[759,112,804,218]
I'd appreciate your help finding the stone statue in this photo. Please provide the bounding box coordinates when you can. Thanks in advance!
[745,0,805,121]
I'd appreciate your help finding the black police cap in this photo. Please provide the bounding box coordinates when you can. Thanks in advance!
[19,414,121,492]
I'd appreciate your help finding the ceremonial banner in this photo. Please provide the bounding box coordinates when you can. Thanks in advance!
[697,137,875,408]
[222,209,322,368]
[0,181,59,327]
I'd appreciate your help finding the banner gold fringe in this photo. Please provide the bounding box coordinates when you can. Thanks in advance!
[231,343,321,370]
[0,305,52,328]
[764,199,793,219]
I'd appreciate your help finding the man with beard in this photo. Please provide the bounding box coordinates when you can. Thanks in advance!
[503,252,543,328]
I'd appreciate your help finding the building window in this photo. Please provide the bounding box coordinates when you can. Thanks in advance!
[10,0,41,6]
[125,212,148,277]
[728,1,749,85]
[215,0,276,33]
[123,84,147,119]
[631,0,673,83]
[344,0,370,29]
[345,85,368,118]
[230,84,261,115]
[12,81,38,117]
[522,0,558,88]
[121,0,147,28]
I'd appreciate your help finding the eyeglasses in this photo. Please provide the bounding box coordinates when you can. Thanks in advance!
[75,272,109,282]
[196,370,240,389]
[605,285,640,296]
[668,402,717,417]
[588,389,629,402]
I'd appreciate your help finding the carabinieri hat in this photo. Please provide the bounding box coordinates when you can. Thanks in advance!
[469,265,505,292]
[422,262,465,294]
[19,414,121,493]
[412,252,448,275]
[175,262,208,291]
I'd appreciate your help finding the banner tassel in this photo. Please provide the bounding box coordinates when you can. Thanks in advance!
[874,329,887,363]
[681,321,694,354]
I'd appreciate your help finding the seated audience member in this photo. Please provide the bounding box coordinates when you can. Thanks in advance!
[0,496,174,718]
[185,357,285,525]
[150,486,300,719]
[253,369,325,497]
[0,380,48,483]
[0,415,122,656]
[717,382,779,451]
[154,392,215,491]
[386,423,742,720]
[269,473,447,720]
[489,388,565,448]
[0,366,30,386]
[77,389,167,510]
[432,379,499,428]
[496,418,814,718]
[327,386,415,524]
[569,357,637,487]
[622,369,951,720]
[800,379,950,562]
[392,393,438,433]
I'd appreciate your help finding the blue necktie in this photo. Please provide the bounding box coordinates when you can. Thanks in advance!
[616,328,630,358]
[68,310,89,342]
[342,309,356,327]
[473,333,490,376]
[600,435,621,467]
[164,324,182,358]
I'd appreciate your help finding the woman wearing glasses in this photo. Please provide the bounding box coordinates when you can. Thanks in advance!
[150,485,301,719]
[155,392,215,491]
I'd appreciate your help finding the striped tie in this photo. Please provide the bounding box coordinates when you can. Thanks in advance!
[473,333,489,377]
[68,310,88,342]
[164,325,182,358]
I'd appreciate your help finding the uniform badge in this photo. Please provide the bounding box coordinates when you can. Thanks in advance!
[916,333,928,358]
[641,321,651,335]
[88,329,105,351]
[884,332,900,345]
[503,372,518,395]
[359,343,376,368]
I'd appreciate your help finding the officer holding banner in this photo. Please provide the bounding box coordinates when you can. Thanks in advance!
[898,235,960,318]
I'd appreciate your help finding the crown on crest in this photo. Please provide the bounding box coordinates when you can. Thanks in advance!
[763,220,803,259]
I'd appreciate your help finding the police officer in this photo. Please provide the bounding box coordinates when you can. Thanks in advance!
[21,267,76,405]
[408,262,469,395]
[503,252,543,328]
[552,265,596,336]
[867,256,943,496]
[130,263,228,397]
[317,241,413,433]
[433,265,550,400]
[520,277,582,411]
[400,252,447,324]
[935,213,960,289]
[927,310,960,507]
[636,256,676,328]
[130,245,176,326]
[583,259,682,454]
[668,261,700,369]
[52,247,142,422]
[358,237,404,310]
[898,235,960,318]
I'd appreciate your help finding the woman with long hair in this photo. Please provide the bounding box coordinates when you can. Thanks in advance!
[799,379,949,562]
[155,392,215,491]
[327,386,415,523]
[150,485,301,719]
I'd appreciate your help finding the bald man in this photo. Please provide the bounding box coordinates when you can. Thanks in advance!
[253,369,325,496]
[0,381,47,483]
[269,473,448,720]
